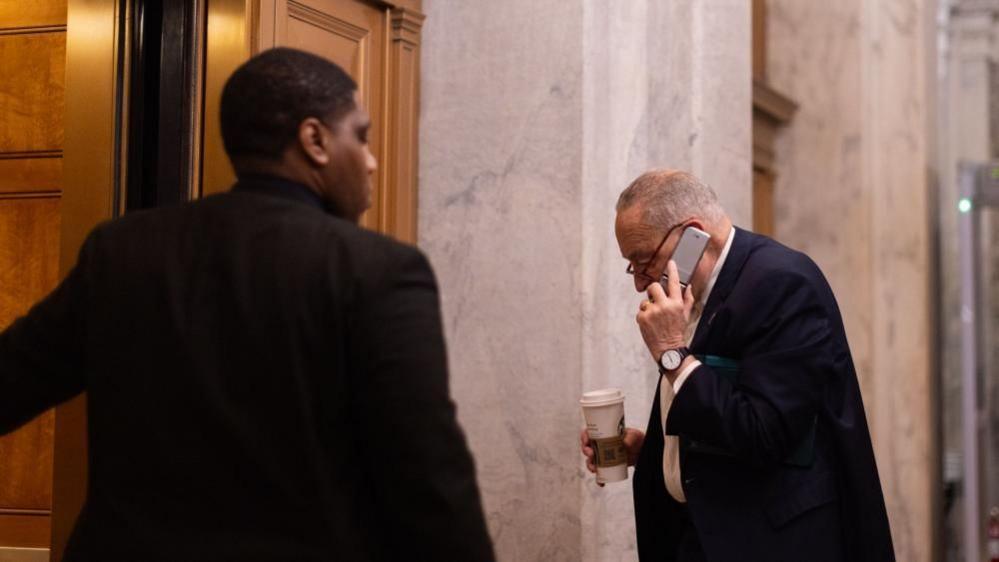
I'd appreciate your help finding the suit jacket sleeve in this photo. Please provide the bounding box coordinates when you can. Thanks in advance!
[0,233,92,435]
[667,267,833,468]
[352,245,495,562]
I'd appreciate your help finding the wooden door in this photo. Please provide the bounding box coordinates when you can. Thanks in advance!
[203,0,424,242]
[0,1,68,559]
[278,0,388,233]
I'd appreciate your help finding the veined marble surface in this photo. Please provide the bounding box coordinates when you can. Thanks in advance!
[768,0,936,560]
[420,1,750,560]
[419,1,585,559]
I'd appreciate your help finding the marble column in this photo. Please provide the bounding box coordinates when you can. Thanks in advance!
[768,0,937,560]
[418,1,751,560]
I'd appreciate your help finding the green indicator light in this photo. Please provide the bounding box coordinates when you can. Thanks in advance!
[958,198,973,213]
[991,167,999,180]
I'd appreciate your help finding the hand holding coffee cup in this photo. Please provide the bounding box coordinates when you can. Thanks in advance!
[580,388,631,484]
[580,428,645,486]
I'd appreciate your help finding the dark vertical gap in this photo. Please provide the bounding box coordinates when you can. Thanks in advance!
[155,1,193,206]
[126,0,197,212]
[126,0,161,211]
[111,0,128,218]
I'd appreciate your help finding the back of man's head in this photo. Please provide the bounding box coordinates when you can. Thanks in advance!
[220,47,356,172]
[616,169,725,229]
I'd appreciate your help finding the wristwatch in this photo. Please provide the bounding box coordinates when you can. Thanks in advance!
[658,347,691,373]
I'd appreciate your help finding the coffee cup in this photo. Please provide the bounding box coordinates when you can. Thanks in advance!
[580,388,627,483]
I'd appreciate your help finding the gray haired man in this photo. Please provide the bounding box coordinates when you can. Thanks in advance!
[582,169,893,561]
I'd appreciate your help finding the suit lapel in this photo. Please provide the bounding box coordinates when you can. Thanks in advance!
[690,227,755,351]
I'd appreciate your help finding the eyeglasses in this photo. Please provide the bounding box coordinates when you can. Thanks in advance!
[625,221,687,281]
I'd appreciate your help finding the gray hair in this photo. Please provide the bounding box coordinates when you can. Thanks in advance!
[615,169,725,229]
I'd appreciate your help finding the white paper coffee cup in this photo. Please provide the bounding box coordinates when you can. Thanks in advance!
[580,388,628,483]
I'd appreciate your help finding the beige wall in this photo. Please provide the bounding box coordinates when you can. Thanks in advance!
[768,0,937,560]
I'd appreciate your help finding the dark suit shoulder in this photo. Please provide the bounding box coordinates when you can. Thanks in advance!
[741,232,830,294]
[322,219,435,297]
[89,190,431,282]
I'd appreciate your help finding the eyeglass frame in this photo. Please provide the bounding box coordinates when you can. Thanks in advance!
[624,220,691,282]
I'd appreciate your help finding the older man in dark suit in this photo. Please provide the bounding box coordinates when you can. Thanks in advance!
[582,170,894,561]
[0,48,494,561]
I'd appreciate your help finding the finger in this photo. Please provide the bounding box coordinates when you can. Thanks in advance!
[582,445,594,459]
[586,459,597,473]
[683,284,695,312]
[646,282,667,305]
[580,429,589,447]
[666,260,682,299]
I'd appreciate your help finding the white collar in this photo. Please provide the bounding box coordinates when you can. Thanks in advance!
[697,226,736,308]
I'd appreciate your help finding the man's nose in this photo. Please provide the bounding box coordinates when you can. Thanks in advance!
[365,149,378,174]
[633,276,651,293]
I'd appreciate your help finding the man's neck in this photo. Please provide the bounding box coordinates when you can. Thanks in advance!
[234,157,323,199]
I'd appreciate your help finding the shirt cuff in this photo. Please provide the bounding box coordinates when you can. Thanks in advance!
[672,360,701,394]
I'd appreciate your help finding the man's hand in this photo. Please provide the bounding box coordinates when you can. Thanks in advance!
[580,427,645,486]
[636,260,695,362]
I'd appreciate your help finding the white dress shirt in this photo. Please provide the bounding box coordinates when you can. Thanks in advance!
[660,226,735,503]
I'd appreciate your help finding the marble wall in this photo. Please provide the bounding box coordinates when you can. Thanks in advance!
[418,1,750,560]
[768,0,937,560]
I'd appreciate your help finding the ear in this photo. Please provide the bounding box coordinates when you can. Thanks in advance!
[686,218,706,233]
[297,117,331,166]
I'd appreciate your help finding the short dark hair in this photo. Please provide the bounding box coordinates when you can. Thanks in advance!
[220,47,357,163]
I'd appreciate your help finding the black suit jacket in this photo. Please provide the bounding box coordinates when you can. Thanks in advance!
[0,176,495,562]
[632,228,894,562]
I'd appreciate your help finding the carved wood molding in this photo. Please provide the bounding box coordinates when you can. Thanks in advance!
[752,78,798,175]
[381,0,421,14]
[0,25,66,36]
[753,79,797,125]
[0,150,62,159]
[383,6,424,243]
[288,0,368,41]
[390,7,424,46]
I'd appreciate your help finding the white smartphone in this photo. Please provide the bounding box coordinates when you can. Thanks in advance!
[662,226,711,287]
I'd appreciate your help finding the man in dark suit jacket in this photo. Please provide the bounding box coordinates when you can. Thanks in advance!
[0,48,494,561]
[582,170,893,561]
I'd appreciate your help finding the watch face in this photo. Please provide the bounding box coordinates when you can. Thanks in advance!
[661,350,682,370]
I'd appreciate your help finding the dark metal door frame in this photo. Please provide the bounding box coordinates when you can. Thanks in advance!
[125,0,206,211]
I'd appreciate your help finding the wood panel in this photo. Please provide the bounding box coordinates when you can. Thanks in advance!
[383,8,423,243]
[0,1,67,556]
[0,513,51,549]
[752,0,765,81]
[752,169,775,238]
[0,33,65,152]
[0,198,61,513]
[0,153,62,195]
[752,81,797,237]
[0,0,67,29]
